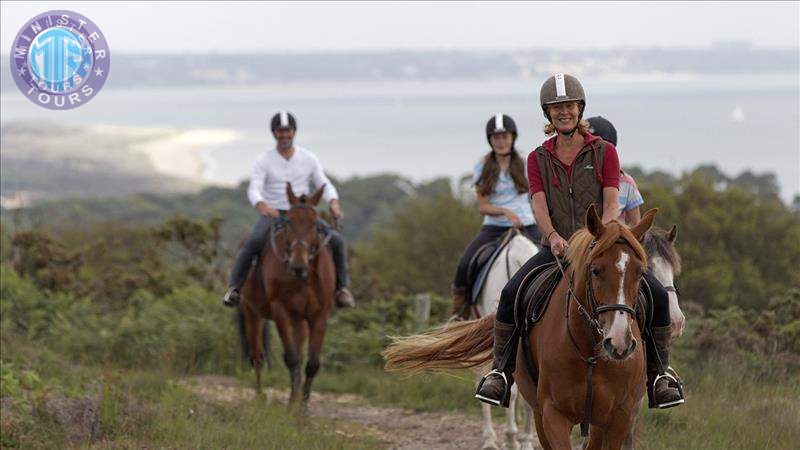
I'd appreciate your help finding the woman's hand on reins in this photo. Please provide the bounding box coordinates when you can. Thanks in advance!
[550,233,569,256]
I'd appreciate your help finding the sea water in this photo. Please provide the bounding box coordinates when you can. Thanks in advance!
[1,75,798,202]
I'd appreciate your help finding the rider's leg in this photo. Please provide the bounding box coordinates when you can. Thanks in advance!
[318,219,355,307]
[452,226,507,316]
[223,216,274,306]
[476,246,555,407]
[643,271,684,408]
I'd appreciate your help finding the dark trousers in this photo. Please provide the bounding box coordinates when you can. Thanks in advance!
[453,224,541,291]
[228,215,348,290]
[495,246,670,327]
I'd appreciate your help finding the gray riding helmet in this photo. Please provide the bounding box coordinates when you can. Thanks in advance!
[539,73,586,121]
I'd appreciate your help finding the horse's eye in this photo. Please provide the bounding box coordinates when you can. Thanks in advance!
[590,266,601,277]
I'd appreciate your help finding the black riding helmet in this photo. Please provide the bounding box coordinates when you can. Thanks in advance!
[485,114,518,144]
[270,111,297,133]
[587,116,617,146]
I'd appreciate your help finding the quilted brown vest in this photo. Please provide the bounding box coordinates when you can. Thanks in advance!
[534,138,606,246]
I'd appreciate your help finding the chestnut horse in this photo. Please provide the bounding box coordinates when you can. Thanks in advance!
[240,183,336,412]
[384,206,659,449]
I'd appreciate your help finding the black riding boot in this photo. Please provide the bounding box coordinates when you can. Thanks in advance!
[475,320,517,407]
[647,325,685,408]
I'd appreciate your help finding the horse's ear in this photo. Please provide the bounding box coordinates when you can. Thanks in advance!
[630,208,658,241]
[667,225,677,243]
[585,204,604,238]
[286,182,298,205]
[308,184,325,206]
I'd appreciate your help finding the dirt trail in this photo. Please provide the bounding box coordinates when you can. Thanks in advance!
[181,375,543,450]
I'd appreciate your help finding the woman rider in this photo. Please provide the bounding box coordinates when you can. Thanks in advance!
[452,114,542,317]
[587,116,644,226]
[475,74,685,410]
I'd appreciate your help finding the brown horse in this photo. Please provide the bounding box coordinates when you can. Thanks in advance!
[240,183,336,412]
[384,206,658,449]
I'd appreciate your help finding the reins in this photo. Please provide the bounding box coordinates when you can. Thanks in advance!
[554,237,639,437]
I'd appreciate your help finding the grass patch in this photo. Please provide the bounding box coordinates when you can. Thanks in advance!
[635,357,800,450]
[0,343,381,449]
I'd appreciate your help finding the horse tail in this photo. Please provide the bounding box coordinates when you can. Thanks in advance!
[382,313,495,372]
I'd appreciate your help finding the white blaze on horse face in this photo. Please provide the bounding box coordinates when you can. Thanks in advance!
[651,256,685,339]
[608,251,630,349]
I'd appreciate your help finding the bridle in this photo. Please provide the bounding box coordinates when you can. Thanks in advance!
[554,237,641,437]
[269,204,334,268]
[558,238,639,339]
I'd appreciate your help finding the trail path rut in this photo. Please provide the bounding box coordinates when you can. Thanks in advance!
[181,375,544,450]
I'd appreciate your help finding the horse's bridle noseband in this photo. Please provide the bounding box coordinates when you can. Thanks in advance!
[269,205,334,267]
[559,238,639,338]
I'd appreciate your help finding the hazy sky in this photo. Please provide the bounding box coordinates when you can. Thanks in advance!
[2,1,798,53]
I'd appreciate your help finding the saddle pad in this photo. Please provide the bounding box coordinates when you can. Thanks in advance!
[513,262,562,330]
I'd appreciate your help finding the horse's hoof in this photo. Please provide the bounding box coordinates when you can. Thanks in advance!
[481,442,499,450]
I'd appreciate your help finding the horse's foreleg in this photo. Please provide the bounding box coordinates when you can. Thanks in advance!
[541,401,573,450]
[272,306,299,407]
[603,410,637,450]
[622,399,643,450]
[504,384,520,450]
[243,307,265,395]
[532,405,552,450]
[288,318,306,408]
[302,315,327,414]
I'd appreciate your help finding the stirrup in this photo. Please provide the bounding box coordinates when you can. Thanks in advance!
[651,371,685,409]
[223,287,240,307]
[475,369,510,407]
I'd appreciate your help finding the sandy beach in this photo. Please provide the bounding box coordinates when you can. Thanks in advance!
[88,124,242,182]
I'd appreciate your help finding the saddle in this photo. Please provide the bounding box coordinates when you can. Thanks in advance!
[466,230,516,305]
[513,262,562,330]
[513,260,655,384]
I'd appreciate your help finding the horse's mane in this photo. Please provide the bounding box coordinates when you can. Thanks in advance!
[566,221,648,293]
[643,227,681,275]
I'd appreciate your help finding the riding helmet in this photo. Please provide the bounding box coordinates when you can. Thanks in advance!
[587,116,617,146]
[485,113,518,144]
[270,111,297,132]
[539,73,586,122]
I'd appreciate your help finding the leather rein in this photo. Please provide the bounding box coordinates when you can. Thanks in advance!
[554,237,639,437]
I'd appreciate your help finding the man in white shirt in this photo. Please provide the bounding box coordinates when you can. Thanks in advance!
[223,111,355,308]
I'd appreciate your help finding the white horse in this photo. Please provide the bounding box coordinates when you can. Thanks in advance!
[470,231,540,450]
[623,225,685,449]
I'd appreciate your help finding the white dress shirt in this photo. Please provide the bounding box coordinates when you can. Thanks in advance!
[247,146,339,210]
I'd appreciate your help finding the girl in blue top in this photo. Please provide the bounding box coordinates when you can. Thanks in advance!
[452,114,541,316]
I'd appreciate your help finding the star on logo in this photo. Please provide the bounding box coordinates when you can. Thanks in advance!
[84,65,90,72]
[17,66,27,76]
[94,68,103,77]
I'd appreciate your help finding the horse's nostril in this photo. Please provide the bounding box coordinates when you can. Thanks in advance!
[602,337,615,355]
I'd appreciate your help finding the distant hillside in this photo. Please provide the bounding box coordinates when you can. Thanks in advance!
[2,44,797,89]
[1,122,205,208]
[0,174,453,244]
